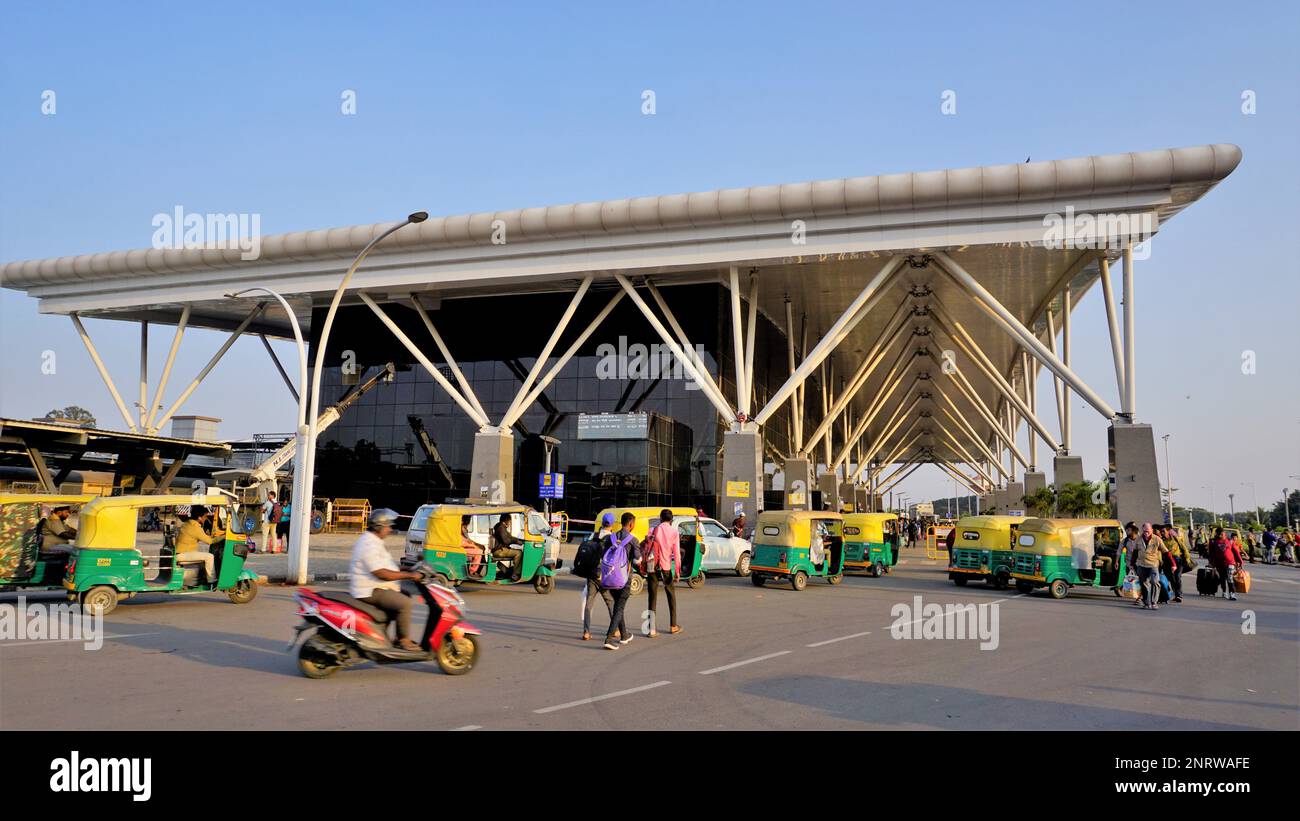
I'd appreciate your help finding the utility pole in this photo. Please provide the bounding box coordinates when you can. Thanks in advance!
[1161,434,1173,525]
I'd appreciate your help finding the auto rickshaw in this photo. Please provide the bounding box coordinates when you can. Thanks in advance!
[749,510,844,590]
[63,493,260,614]
[842,512,899,577]
[592,506,707,594]
[399,502,562,593]
[0,494,94,592]
[1008,517,1126,599]
[947,514,1027,588]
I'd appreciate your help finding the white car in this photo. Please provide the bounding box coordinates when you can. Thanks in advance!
[676,516,752,576]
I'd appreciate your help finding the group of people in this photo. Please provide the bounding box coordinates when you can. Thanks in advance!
[1192,525,1298,565]
[255,490,292,554]
[1121,522,1194,609]
[576,509,684,650]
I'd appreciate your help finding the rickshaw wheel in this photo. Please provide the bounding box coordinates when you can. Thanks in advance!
[827,573,843,585]
[953,577,968,586]
[871,561,884,578]
[1015,581,1035,594]
[1049,579,1069,599]
[81,586,119,616]
[227,579,258,604]
[629,574,645,596]
[533,574,554,594]
[687,572,706,589]
[791,571,808,591]
[993,572,1010,590]
[750,573,765,588]
[436,634,479,676]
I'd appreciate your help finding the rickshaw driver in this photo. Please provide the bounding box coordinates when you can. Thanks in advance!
[810,522,827,568]
[350,508,424,652]
[490,512,525,582]
[175,505,224,582]
[38,505,78,555]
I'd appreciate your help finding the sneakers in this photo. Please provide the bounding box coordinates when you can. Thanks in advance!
[670,625,683,634]
[1229,594,1238,601]
[1150,604,1159,611]
[1174,596,1183,603]
[619,635,634,645]
[603,641,619,650]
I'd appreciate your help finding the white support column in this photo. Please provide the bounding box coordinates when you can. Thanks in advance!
[728,266,747,414]
[1098,256,1127,403]
[153,303,267,433]
[1024,351,1037,469]
[784,298,802,451]
[1061,284,1072,452]
[743,272,759,418]
[644,280,731,412]
[410,294,488,423]
[514,290,627,415]
[935,422,996,485]
[861,393,923,467]
[357,293,491,428]
[820,361,832,469]
[70,313,139,432]
[615,273,736,421]
[1122,243,1136,419]
[754,255,904,425]
[933,252,1117,420]
[500,275,593,426]
[138,321,148,429]
[146,303,190,433]
[1045,309,1066,437]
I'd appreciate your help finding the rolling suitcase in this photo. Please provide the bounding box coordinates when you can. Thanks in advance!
[1196,567,1219,596]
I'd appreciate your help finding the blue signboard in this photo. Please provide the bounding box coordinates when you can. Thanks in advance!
[538,472,565,499]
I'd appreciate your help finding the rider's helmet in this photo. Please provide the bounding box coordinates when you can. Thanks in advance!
[368,508,399,530]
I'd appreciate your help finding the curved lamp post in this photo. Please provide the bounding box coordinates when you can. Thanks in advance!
[292,212,428,584]
[226,286,307,575]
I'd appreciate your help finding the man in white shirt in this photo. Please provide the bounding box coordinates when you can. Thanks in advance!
[349,508,422,651]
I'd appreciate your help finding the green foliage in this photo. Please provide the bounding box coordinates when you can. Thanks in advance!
[1055,480,1110,518]
[1022,486,1057,516]
[42,405,96,428]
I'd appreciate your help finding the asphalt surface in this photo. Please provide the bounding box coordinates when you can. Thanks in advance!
[2,547,1297,730]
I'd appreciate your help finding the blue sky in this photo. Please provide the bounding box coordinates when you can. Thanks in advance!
[2,1,1297,512]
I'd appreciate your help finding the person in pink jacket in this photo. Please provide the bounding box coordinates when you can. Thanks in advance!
[643,509,683,637]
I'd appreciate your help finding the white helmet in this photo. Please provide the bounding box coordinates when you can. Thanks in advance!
[368,508,399,529]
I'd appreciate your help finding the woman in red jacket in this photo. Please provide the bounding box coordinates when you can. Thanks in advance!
[1210,527,1242,600]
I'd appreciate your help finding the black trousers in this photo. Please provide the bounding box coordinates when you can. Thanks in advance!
[1167,566,1183,599]
[582,577,615,633]
[646,570,678,629]
[492,547,524,580]
[604,585,631,643]
[361,588,414,641]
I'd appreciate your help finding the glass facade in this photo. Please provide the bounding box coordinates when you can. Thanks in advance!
[308,283,802,520]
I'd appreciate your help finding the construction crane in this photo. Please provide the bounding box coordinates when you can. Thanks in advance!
[407,414,454,485]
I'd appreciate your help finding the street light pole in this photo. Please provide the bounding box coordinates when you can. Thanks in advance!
[1161,434,1173,525]
[1228,493,1236,527]
[296,212,428,585]
[1242,482,1260,526]
[226,287,307,580]
[1284,488,1292,531]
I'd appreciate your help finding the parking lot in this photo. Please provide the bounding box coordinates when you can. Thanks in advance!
[3,544,1296,731]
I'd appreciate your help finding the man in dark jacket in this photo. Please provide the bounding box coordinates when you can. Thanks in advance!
[601,512,642,650]
[490,513,525,582]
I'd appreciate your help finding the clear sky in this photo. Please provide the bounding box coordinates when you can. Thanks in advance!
[2,1,1297,515]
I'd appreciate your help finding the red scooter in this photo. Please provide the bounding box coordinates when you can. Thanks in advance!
[289,563,481,677]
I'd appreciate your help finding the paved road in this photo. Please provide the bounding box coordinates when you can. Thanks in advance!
[2,548,1296,730]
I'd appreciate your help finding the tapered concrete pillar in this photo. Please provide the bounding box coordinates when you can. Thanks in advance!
[783,456,811,511]
[838,482,856,512]
[871,493,883,512]
[854,486,869,513]
[1053,454,1085,487]
[1023,472,1048,514]
[1003,481,1025,514]
[722,427,763,524]
[817,473,839,511]
[1109,422,1164,525]
[470,427,515,502]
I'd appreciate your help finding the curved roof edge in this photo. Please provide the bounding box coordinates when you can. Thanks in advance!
[0,143,1241,288]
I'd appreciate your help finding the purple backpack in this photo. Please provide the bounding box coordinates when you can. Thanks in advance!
[600,533,635,589]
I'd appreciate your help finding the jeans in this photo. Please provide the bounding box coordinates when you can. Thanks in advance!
[362,588,415,641]
[582,577,614,633]
[1136,566,1159,606]
[604,585,631,643]
[1219,565,1237,596]
[646,570,678,630]
[1167,566,1182,600]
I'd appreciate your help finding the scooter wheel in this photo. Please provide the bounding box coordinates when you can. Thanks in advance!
[297,642,340,679]
[436,633,479,676]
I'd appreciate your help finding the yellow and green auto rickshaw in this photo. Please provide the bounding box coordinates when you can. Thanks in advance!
[63,493,260,614]
[842,512,899,577]
[947,514,1027,589]
[400,502,561,593]
[0,494,94,592]
[1008,517,1126,599]
[592,506,707,594]
[750,510,844,591]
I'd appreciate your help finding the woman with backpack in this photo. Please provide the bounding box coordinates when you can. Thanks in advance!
[599,511,643,650]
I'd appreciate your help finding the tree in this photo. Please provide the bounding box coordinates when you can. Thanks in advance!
[1022,486,1057,516]
[42,406,96,428]
[1056,480,1109,518]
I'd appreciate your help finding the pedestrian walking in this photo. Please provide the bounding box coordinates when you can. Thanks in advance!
[1124,522,1167,610]
[599,511,642,650]
[1161,524,1190,604]
[1262,527,1278,565]
[277,498,292,552]
[261,491,280,553]
[1209,527,1242,600]
[643,508,682,637]
[574,513,616,641]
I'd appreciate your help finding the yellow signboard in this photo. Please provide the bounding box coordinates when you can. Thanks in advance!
[726,481,751,498]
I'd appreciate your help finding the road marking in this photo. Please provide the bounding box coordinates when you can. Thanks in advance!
[452,725,483,731]
[699,651,791,675]
[534,680,672,714]
[0,631,160,648]
[806,631,871,648]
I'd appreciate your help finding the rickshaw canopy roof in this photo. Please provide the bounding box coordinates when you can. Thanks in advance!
[842,512,897,540]
[76,494,232,550]
[756,510,843,546]
[0,494,95,506]
[957,514,1028,530]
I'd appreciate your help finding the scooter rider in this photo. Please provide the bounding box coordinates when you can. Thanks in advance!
[350,508,423,651]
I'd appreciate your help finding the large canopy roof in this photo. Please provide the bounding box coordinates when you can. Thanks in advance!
[0,144,1241,467]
